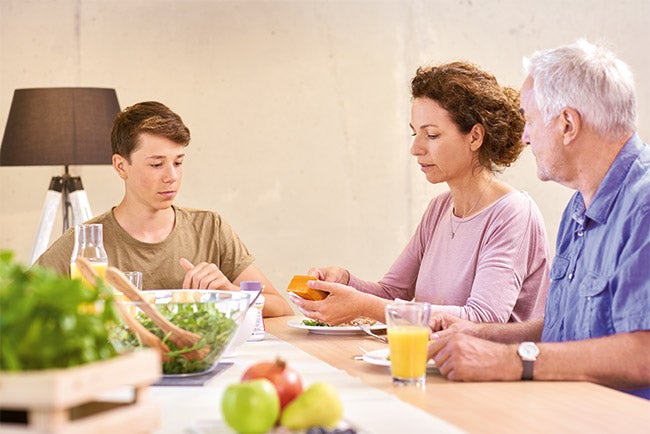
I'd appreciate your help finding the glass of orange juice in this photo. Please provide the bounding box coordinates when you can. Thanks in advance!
[385,301,432,387]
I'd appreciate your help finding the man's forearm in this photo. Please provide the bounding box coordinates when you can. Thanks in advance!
[532,331,650,390]
[479,317,544,344]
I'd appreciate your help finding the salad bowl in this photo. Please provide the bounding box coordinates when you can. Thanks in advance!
[109,289,250,376]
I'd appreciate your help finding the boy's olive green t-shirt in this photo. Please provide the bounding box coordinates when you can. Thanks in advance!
[35,206,255,290]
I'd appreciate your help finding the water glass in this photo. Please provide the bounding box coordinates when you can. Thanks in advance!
[123,271,143,290]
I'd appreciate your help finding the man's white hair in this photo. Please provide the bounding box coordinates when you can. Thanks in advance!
[523,39,637,140]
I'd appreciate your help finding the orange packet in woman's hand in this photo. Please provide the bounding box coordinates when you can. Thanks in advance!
[287,275,329,301]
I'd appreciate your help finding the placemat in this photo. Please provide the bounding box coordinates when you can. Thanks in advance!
[153,362,234,387]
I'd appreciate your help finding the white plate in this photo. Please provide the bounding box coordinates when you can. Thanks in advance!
[287,318,387,335]
[361,348,437,370]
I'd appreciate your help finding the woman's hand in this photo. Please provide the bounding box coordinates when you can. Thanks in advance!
[429,312,481,338]
[288,279,370,325]
[307,266,350,284]
[179,258,237,290]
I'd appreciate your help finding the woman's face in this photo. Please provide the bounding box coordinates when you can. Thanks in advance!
[409,97,476,185]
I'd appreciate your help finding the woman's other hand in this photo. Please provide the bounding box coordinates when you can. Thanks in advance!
[307,266,350,284]
[429,312,480,338]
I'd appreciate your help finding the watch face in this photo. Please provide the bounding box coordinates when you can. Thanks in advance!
[519,342,540,360]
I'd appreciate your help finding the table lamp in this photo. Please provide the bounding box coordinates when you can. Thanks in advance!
[0,87,120,263]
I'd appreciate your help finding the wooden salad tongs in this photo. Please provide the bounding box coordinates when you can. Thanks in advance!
[75,257,170,361]
[76,257,209,361]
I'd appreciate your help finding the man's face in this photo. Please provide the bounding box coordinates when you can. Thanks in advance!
[117,132,185,212]
[520,76,566,183]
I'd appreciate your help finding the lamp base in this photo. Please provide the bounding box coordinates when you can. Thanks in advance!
[30,168,93,265]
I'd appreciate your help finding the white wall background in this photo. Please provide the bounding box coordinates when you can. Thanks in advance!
[1,0,649,296]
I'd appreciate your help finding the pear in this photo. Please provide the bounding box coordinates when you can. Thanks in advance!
[280,381,343,430]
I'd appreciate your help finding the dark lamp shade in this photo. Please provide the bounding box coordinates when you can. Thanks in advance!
[0,87,120,166]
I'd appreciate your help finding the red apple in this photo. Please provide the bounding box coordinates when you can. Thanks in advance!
[241,357,303,409]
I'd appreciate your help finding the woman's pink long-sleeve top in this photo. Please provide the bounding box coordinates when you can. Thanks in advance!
[348,191,550,322]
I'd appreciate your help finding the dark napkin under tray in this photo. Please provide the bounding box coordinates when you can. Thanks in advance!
[153,362,233,387]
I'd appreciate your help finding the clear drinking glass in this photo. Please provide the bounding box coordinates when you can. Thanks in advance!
[385,301,432,387]
[70,224,108,285]
[123,271,143,290]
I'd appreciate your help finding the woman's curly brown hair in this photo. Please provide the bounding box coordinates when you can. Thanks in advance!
[411,62,525,170]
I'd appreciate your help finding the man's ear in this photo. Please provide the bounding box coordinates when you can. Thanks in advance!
[469,123,485,152]
[113,154,128,179]
[561,107,581,145]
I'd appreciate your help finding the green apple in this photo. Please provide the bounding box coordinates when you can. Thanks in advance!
[221,379,280,434]
[280,381,343,430]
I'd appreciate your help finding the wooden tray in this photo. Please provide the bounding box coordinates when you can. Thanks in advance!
[0,349,161,434]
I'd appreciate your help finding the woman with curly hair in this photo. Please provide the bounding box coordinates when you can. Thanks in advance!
[291,62,551,325]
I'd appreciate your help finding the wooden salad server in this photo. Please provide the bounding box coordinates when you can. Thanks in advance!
[74,257,170,361]
[103,266,210,361]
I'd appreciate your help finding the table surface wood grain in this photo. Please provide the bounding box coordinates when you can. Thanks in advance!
[266,316,650,434]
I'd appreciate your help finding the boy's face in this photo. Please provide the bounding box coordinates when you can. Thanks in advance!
[113,132,185,212]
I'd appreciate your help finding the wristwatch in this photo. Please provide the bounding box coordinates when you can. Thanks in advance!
[517,342,539,381]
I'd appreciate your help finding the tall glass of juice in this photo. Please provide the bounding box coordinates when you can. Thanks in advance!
[385,301,432,387]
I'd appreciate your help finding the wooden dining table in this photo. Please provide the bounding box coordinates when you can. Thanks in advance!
[264,316,650,434]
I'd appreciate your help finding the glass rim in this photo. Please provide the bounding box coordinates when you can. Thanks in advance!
[385,300,431,309]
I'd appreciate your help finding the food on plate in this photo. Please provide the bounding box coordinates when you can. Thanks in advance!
[302,317,377,327]
[287,275,329,301]
[222,378,280,434]
[302,319,333,327]
[241,358,303,409]
[280,381,343,430]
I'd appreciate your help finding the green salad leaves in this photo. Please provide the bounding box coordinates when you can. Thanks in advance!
[0,251,119,371]
[111,301,237,375]
[302,319,332,327]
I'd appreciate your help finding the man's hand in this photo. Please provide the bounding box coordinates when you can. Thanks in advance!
[179,258,236,290]
[428,334,520,382]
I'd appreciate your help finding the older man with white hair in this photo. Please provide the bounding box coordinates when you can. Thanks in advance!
[427,39,650,400]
